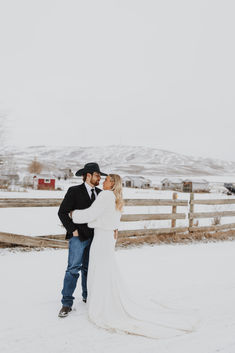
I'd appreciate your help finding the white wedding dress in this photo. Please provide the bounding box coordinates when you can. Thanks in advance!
[72,190,195,339]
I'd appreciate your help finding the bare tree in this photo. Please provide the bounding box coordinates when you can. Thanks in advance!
[0,112,7,149]
[0,113,7,172]
[28,158,43,174]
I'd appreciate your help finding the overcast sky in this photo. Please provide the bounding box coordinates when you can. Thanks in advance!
[0,0,235,161]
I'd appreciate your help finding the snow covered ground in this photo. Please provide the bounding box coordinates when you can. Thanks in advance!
[0,241,235,353]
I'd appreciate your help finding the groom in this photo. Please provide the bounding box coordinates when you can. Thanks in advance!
[58,162,107,317]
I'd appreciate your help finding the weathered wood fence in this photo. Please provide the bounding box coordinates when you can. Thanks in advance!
[0,193,235,248]
[188,193,235,232]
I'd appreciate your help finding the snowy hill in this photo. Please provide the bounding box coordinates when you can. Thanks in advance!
[3,145,235,177]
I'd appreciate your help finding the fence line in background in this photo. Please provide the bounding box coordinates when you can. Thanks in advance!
[1,192,235,247]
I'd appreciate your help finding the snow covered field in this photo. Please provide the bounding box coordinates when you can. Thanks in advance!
[1,183,235,352]
[0,241,235,353]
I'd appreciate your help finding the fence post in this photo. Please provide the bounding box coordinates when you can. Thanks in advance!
[189,193,194,229]
[171,192,177,228]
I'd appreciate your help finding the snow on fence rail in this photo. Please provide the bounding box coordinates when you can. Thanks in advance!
[0,193,235,247]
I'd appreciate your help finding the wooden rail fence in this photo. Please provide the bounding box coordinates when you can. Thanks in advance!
[188,193,235,233]
[0,193,235,247]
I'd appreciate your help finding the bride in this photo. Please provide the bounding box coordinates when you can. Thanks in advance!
[72,174,195,339]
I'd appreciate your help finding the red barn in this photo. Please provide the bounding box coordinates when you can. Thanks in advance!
[34,175,55,190]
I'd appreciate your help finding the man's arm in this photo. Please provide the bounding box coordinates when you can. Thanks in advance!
[58,188,78,234]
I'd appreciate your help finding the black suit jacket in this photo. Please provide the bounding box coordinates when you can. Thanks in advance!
[58,183,102,241]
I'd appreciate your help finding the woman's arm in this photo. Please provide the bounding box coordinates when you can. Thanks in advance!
[72,191,113,224]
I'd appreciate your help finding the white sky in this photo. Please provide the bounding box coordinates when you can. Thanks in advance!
[0,0,235,161]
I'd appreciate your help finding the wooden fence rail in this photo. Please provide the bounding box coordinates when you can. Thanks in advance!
[189,211,235,219]
[0,198,62,208]
[121,213,186,222]
[1,192,235,247]
[0,232,67,249]
[0,198,188,208]
[191,199,235,205]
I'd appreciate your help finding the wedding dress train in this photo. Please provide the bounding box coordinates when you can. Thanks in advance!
[72,190,196,339]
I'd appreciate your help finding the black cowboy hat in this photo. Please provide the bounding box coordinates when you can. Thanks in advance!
[75,162,107,177]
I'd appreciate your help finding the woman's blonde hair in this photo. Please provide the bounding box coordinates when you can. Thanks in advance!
[109,174,124,212]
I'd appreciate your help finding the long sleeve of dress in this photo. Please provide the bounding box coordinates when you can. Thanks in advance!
[72,190,113,224]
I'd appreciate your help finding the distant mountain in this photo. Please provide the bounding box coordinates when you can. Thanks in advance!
[3,145,235,177]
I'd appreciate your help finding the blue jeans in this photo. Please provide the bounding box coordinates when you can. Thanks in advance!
[61,236,92,307]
